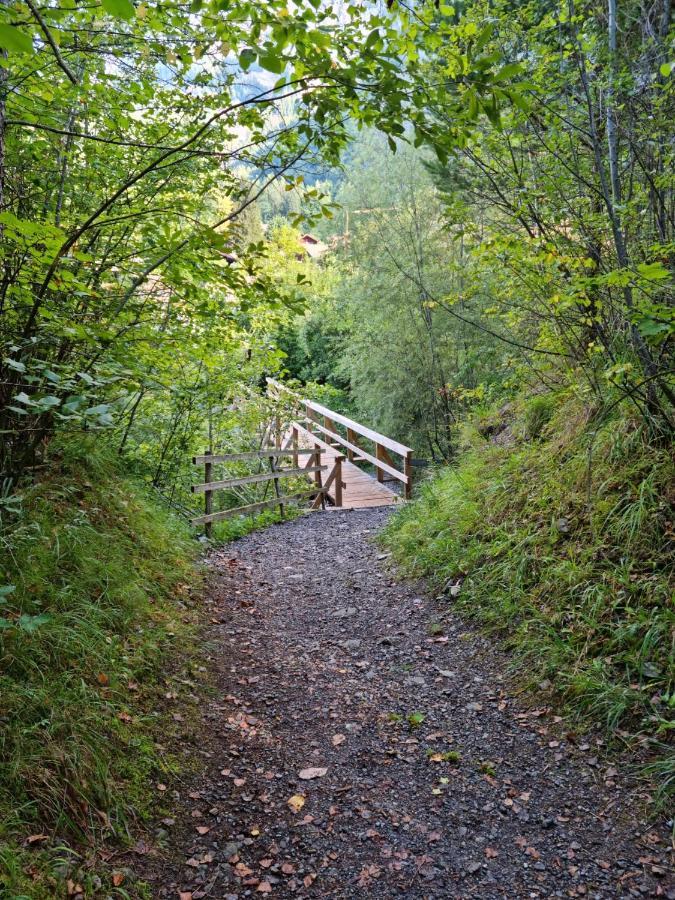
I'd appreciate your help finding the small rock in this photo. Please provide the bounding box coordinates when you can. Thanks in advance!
[333,607,357,619]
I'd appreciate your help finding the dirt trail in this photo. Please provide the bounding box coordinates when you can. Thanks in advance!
[143,509,673,899]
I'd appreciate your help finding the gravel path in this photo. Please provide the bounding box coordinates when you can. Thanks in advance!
[144,509,673,899]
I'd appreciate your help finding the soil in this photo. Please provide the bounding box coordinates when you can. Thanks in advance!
[139,508,674,899]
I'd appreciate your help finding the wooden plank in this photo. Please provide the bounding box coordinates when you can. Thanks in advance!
[193,448,320,465]
[191,465,326,494]
[307,421,409,484]
[191,489,324,525]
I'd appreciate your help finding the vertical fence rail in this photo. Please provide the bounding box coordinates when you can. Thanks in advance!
[404,450,412,500]
[204,449,213,539]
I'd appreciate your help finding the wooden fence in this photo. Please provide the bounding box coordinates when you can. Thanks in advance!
[190,447,344,537]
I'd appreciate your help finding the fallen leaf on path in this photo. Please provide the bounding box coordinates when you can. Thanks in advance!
[257,882,272,894]
[195,826,210,835]
[234,862,254,877]
[288,794,305,812]
[25,834,48,844]
[332,734,346,746]
[178,893,192,900]
[281,862,295,875]
[299,767,327,780]
[485,847,499,859]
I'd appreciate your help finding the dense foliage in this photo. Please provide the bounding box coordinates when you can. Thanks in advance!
[0,0,672,889]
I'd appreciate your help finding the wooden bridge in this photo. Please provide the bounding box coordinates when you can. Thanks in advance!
[190,380,413,534]
[267,379,412,508]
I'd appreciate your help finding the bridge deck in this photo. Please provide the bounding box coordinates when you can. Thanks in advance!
[295,431,403,509]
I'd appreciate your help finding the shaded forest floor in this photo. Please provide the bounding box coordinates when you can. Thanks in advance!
[139,509,673,899]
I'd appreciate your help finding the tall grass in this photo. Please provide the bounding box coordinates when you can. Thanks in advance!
[0,439,198,895]
[382,396,674,805]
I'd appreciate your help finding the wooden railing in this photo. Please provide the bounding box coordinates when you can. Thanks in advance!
[266,378,413,499]
[190,447,343,537]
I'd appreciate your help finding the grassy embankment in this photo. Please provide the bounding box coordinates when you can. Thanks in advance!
[0,440,202,898]
[382,391,674,805]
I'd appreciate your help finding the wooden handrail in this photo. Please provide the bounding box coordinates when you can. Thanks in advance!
[267,378,414,499]
[304,419,409,485]
[191,489,325,526]
[267,379,412,457]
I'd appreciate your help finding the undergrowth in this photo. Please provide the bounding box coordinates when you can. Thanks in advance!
[0,439,200,897]
[382,392,674,807]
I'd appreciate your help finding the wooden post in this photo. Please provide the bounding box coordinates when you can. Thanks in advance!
[204,449,213,539]
[268,454,284,519]
[375,443,385,483]
[346,427,357,462]
[275,414,281,449]
[313,446,321,488]
[324,415,339,447]
[315,454,326,510]
[334,456,343,507]
[404,450,413,500]
[292,426,299,468]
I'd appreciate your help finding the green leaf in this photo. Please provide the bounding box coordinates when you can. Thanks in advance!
[494,62,523,82]
[636,261,670,281]
[659,61,672,77]
[101,0,136,20]
[17,614,52,633]
[238,48,256,71]
[3,358,26,373]
[0,25,33,54]
[258,54,285,74]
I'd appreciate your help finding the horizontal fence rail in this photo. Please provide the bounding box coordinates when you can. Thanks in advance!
[190,445,343,537]
[267,378,414,499]
[191,465,326,494]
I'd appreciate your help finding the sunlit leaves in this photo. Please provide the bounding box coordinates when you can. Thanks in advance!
[101,0,136,19]
[0,24,33,54]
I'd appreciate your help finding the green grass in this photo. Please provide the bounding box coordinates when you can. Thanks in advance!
[210,504,302,542]
[382,393,674,806]
[0,438,200,896]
